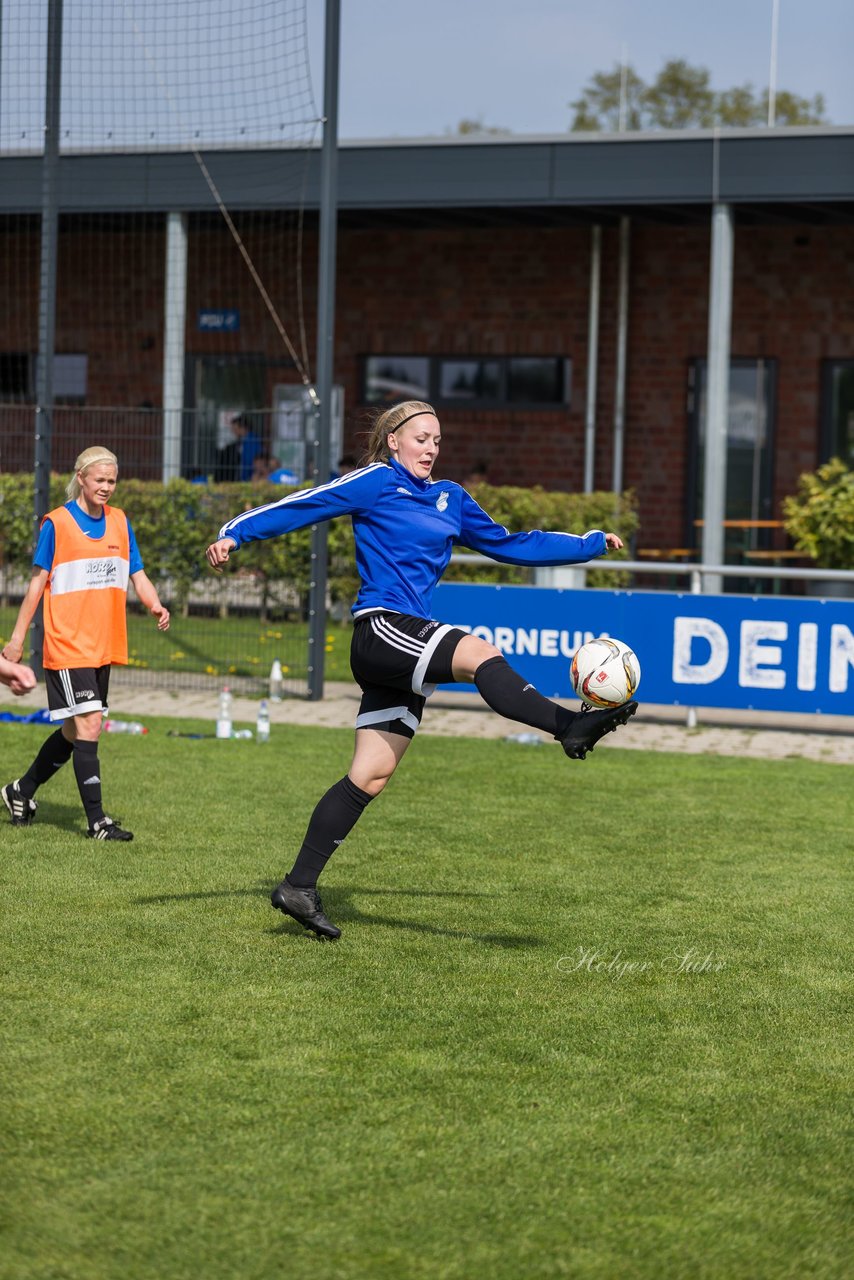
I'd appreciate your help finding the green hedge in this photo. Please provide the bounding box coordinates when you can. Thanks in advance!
[0,475,638,609]
[444,483,638,590]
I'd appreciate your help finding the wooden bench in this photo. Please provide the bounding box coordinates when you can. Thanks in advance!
[742,549,810,593]
[637,547,696,561]
[694,520,784,530]
[742,549,806,561]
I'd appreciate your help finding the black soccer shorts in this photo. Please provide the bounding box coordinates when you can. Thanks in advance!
[349,610,467,738]
[44,665,111,722]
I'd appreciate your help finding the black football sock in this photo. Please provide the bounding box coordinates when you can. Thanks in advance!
[474,655,575,738]
[18,729,74,799]
[72,739,106,828]
[288,775,374,889]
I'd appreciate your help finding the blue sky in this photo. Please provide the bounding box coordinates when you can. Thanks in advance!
[1,1,850,151]
[306,0,854,137]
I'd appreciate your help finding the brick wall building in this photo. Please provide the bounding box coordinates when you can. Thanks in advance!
[1,131,853,551]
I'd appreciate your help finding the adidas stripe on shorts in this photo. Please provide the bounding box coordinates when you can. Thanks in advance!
[350,610,467,738]
[44,665,111,721]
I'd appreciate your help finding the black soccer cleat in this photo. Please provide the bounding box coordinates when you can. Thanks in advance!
[2,780,37,827]
[86,816,134,841]
[558,700,639,760]
[271,876,341,940]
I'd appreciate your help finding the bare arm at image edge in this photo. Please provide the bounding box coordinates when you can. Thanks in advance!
[1,568,50,663]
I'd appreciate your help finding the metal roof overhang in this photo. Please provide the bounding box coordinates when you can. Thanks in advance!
[1,127,853,225]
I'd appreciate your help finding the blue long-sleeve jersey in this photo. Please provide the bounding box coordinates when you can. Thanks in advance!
[218,457,609,619]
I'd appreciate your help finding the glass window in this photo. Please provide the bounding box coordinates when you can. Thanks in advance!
[0,353,32,401]
[689,357,777,557]
[364,356,430,404]
[507,357,568,404]
[438,359,502,401]
[54,354,88,400]
[360,354,572,407]
[822,361,854,466]
[32,353,88,402]
[1,354,88,403]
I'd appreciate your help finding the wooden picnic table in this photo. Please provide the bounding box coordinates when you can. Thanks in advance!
[693,519,783,529]
[637,547,697,561]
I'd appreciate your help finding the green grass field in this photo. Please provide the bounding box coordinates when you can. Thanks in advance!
[0,715,849,1280]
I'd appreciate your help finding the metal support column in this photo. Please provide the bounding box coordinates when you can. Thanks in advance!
[583,224,601,493]
[307,0,340,700]
[32,0,64,672]
[611,215,630,495]
[162,212,188,481]
[702,203,734,594]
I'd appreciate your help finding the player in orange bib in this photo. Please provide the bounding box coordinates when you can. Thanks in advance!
[1,447,170,838]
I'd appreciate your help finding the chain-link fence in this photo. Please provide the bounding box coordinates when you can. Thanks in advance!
[0,406,321,697]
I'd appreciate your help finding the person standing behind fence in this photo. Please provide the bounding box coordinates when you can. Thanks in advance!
[1,447,170,839]
[234,414,263,481]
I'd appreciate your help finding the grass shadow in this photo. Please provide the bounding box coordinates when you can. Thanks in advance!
[135,880,541,948]
[339,885,494,900]
[136,886,270,904]
[7,801,91,837]
[271,885,543,948]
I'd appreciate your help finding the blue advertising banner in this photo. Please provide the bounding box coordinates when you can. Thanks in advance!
[432,583,854,716]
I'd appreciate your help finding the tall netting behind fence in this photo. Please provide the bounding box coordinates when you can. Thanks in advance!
[0,0,321,695]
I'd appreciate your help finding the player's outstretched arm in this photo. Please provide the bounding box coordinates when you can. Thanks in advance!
[130,569,171,631]
[206,536,237,572]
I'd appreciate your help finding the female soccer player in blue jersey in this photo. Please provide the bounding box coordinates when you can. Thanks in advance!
[206,400,637,939]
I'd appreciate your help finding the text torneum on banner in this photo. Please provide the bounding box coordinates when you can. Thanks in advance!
[432,584,854,715]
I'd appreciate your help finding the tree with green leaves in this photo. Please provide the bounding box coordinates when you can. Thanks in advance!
[452,117,512,136]
[570,58,827,131]
[570,64,647,132]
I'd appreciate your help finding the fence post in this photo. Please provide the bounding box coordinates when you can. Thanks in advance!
[534,566,587,591]
[702,199,734,595]
[162,212,188,482]
[32,0,64,675]
[307,0,341,701]
[685,568,703,728]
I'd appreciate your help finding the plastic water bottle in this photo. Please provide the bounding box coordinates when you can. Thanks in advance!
[103,719,148,735]
[503,732,544,746]
[216,685,233,740]
[269,658,284,702]
[256,699,270,743]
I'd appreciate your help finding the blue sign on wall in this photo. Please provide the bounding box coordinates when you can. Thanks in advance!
[198,309,240,332]
[432,583,854,716]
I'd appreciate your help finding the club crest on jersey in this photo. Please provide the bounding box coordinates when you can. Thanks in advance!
[436,491,449,512]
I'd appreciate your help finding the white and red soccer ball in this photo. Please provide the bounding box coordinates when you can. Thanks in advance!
[570,637,641,709]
